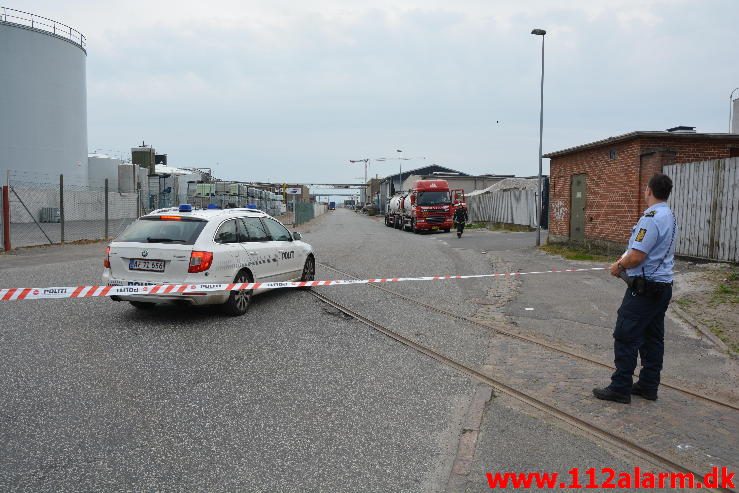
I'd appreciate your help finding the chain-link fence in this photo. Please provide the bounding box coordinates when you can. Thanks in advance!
[4,171,139,249]
[294,200,328,226]
[1,171,328,249]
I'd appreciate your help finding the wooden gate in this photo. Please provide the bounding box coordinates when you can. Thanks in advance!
[664,158,739,262]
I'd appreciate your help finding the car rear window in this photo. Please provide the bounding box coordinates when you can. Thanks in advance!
[116,217,207,244]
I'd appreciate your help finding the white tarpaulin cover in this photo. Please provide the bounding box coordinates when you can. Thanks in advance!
[467,178,538,227]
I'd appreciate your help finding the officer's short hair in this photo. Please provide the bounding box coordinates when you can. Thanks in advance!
[648,173,673,200]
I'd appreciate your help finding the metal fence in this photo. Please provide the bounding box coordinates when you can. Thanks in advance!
[1,172,328,250]
[4,172,139,249]
[664,157,739,263]
[1,6,87,50]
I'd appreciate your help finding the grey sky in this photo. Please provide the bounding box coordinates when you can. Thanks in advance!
[16,0,739,184]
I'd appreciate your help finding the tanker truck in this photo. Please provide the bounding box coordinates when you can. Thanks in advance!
[385,192,407,229]
[384,179,465,233]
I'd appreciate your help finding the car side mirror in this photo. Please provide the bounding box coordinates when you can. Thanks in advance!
[292,232,302,241]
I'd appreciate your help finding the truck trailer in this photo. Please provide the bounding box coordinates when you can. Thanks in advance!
[384,179,464,233]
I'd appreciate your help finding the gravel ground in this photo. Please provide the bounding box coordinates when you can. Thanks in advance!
[671,263,739,353]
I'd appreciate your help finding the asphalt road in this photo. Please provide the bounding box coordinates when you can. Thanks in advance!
[1,243,474,491]
[0,210,699,492]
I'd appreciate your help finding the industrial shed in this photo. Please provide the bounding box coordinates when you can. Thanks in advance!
[466,177,545,228]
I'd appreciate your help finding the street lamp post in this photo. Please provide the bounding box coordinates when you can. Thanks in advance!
[396,149,403,193]
[730,87,739,133]
[375,153,426,211]
[349,158,370,204]
[531,28,546,247]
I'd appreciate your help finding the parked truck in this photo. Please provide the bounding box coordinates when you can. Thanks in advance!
[329,201,336,210]
[384,179,465,233]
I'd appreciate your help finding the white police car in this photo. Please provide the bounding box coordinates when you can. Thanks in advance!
[102,205,315,315]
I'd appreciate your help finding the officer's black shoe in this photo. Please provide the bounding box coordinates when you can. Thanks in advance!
[592,387,631,404]
[631,382,658,401]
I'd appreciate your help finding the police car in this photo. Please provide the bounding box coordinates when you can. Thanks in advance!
[102,205,315,316]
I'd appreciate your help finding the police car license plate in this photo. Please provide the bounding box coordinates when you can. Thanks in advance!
[129,259,165,272]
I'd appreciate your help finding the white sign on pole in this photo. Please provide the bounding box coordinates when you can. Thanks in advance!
[286,188,301,195]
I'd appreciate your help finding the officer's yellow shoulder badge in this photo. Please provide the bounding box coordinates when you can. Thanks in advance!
[635,228,647,242]
[644,210,657,217]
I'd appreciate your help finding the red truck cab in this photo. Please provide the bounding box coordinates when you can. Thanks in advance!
[409,180,465,232]
[385,179,465,233]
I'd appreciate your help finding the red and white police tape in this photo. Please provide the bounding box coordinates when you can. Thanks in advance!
[0,267,606,302]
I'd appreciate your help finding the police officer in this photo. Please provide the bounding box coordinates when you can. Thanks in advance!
[593,173,676,404]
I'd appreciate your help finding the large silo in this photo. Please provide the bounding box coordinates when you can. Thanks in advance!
[0,7,87,184]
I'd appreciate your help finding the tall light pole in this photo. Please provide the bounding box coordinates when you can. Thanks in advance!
[376,153,426,194]
[349,158,370,204]
[730,87,739,133]
[532,28,546,247]
[396,149,403,192]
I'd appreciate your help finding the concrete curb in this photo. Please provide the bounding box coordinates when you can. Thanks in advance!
[446,382,493,492]
[669,303,731,354]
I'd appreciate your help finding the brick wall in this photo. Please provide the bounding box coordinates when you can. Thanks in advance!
[549,140,642,244]
[548,135,739,246]
[638,150,675,212]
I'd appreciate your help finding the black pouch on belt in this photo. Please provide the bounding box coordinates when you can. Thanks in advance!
[618,271,648,296]
[629,276,648,296]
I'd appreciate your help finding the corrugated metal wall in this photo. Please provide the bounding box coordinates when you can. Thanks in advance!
[664,157,739,262]
[467,187,538,228]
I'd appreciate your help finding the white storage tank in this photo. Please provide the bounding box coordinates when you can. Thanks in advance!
[0,8,87,184]
[88,154,121,190]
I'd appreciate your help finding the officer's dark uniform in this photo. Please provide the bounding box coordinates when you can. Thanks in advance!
[609,202,676,398]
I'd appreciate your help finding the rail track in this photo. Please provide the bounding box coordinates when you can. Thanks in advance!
[317,261,739,412]
[308,286,735,493]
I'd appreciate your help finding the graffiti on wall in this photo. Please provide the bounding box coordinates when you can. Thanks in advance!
[551,199,568,221]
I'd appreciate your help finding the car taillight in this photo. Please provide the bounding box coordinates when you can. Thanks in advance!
[188,251,213,273]
[104,246,111,268]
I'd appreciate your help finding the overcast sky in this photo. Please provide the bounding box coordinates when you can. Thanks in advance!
[16,0,739,184]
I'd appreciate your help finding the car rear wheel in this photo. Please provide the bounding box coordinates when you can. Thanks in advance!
[299,255,315,290]
[130,301,156,310]
[222,270,253,316]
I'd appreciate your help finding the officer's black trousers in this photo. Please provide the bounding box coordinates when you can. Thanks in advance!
[609,285,672,395]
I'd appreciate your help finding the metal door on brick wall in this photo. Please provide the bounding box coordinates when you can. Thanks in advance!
[570,174,586,241]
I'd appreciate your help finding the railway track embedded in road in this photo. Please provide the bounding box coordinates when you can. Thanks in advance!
[308,288,734,493]
[317,261,739,412]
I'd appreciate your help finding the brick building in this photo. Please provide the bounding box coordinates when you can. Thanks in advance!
[544,128,739,249]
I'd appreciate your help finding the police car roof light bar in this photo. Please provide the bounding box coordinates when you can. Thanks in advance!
[148,207,180,215]
[226,208,265,214]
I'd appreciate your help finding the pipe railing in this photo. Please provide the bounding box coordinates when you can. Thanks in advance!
[1,6,86,49]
